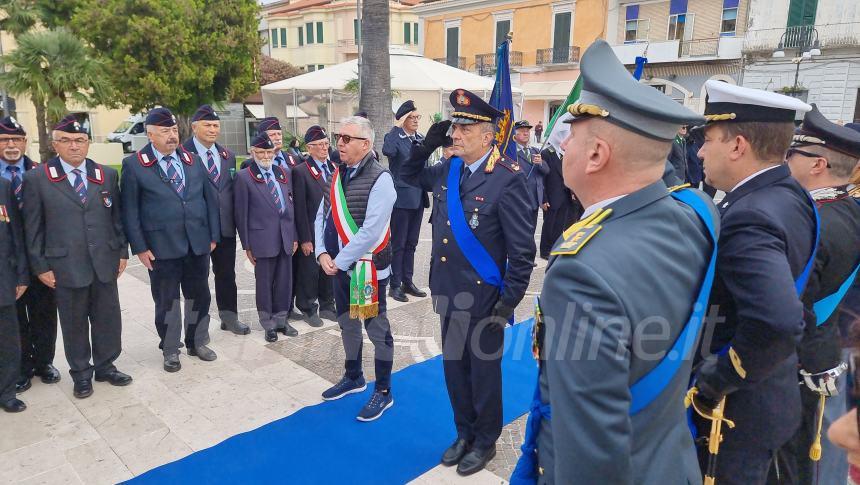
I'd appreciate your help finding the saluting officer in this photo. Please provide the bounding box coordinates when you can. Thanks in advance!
[23,115,131,399]
[513,39,714,484]
[383,100,429,303]
[234,132,298,341]
[181,105,249,336]
[292,125,336,326]
[691,81,815,484]
[401,90,536,476]
[0,116,60,392]
[241,117,300,170]
[512,120,548,238]
[0,176,29,413]
[120,107,221,373]
[781,105,860,484]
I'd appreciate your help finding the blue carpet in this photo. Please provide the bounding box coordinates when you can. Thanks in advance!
[129,320,537,484]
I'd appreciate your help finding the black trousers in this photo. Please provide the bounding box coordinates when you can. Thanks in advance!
[540,207,569,258]
[55,280,122,382]
[294,250,334,315]
[149,251,211,356]
[390,206,424,288]
[441,312,504,450]
[16,278,57,376]
[0,304,19,402]
[333,272,393,390]
[210,236,239,322]
[254,249,293,331]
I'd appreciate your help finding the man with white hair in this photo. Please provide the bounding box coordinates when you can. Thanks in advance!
[314,116,397,422]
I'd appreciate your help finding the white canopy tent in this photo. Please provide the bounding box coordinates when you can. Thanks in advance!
[261,46,523,138]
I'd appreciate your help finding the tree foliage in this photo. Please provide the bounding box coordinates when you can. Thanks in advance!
[258,55,303,87]
[69,0,262,117]
[0,28,115,161]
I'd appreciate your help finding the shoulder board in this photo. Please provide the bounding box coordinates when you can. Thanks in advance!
[850,186,860,198]
[812,186,849,204]
[551,208,613,256]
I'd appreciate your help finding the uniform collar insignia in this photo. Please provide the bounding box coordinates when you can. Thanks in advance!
[86,159,105,185]
[811,186,847,202]
[46,159,67,182]
[552,208,613,256]
[308,162,321,179]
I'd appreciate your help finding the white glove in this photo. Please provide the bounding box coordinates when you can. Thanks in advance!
[799,362,848,396]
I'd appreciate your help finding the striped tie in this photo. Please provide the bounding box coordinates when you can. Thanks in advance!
[71,168,87,204]
[163,156,185,196]
[265,172,284,214]
[206,149,220,184]
[7,166,21,209]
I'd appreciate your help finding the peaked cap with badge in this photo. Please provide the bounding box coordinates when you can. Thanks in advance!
[450,89,504,125]
[514,120,533,130]
[792,104,860,158]
[563,39,704,141]
[0,116,25,136]
[703,79,811,123]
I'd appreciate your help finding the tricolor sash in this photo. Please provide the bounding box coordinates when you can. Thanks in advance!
[329,166,391,319]
[813,197,860,325]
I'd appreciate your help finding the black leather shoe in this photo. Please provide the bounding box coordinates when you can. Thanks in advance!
[265,329,278,342]
[35,364,61,384]
[389,286,408,302]
[456,445,496,476]
[305,313,324,327]
[73,379,94,399]
[278,323,299,337]
[15,377,31,394]
[95,371,133,387]
[1,398,26,413]
[441,438,470,466]
[403,282,427,298]
[288,309,303,320]
[220,319,251,335]
[163,354,181,373]
[319,306,337,321]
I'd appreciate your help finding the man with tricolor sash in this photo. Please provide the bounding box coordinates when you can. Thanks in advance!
[401,89,536,476]
[510,39,714,484]
[780,105,860,484]
[314,115,397,422]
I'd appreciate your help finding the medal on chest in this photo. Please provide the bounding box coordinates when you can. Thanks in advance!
[469,208,479,229]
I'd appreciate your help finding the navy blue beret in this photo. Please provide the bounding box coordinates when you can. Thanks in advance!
[395,100,416,121]
[250,132,275,149]
[192,104,219,122]
[304,125,327,143]
[257,117,281,133]
[145,107,177,127]
[53,114,86,133]
[0,116,25,136]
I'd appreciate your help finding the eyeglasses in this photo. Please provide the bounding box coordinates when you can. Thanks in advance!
[53,138,89,146]
[0,136,24,144]
[306,141,330,148]
[334,133,368,144]
[406,115,422,121]
[787,147,831,167]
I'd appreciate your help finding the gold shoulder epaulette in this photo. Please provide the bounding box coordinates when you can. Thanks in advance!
[484,146,500,173]
[850,185,860,198]
[551,208,612,256]
[668,183,691,193]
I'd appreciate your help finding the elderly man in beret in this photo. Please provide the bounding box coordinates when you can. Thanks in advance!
[181,105,249,336]
[0,116,60,393]
[121,107,221,373]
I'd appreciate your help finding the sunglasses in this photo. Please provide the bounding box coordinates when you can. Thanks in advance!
[787,147,831,167]
[334,133,367,144]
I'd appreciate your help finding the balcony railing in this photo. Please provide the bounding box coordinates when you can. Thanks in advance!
[743,22,860,54]
[337,39,357,47]
[474,51,523,76]
[679,38,719,57]
[434,56,466,69]
[536,46,580,65]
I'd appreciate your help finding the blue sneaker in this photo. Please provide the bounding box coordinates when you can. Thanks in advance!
[356,390,394,422]
[321,375,366,401]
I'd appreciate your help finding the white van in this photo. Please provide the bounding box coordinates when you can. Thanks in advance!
[106,114,145,153]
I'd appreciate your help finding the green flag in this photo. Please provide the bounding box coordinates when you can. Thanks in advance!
[543,76,582,151]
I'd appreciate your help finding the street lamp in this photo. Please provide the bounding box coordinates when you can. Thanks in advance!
[772,26,820,92]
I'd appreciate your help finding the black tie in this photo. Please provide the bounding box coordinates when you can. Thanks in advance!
[460,164,471,187]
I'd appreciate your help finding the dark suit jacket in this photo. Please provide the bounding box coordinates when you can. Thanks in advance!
[292,158,331,245]
[401,146,536,316]
[701,164,816,449]
[234,163,296,258]
[0,178,28,306]
[517,144,548,209]
[541,147,573,210]
[120,143,221,260]
[182,138,237,238]
[23,158,127,288]
[383,126,429,210]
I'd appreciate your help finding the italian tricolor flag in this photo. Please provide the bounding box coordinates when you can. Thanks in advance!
[330,166,391,319]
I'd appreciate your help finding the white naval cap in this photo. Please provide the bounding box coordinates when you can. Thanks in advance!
[703,80,811,123]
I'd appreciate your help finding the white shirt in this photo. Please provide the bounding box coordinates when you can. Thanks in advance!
[730,165,781,193]
[581,194,628,220]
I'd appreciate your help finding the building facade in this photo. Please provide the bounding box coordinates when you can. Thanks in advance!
[260,0,422,73]
[415,0,607,128]
[741,0,860,123]
[606,0,748,114]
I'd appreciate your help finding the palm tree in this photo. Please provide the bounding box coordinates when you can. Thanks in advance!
[358,0,392,159]
[0,28,115,161]
[0,0,39,37]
